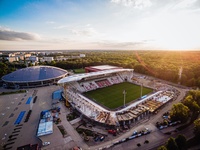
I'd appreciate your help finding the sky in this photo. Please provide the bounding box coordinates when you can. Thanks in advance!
[0,0,200,50]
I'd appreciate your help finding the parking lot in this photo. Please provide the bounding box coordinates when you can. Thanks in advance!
[0,85,60,149]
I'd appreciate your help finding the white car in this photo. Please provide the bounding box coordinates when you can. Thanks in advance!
[43,142,50,146]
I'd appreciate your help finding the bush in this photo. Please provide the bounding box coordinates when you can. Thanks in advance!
[76,128,94,136]
[144,140,149,144]
[0,90,26,95]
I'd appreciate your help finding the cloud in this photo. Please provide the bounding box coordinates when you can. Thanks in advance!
[173,0,198,9]
[53,25,69,29]
[70,26,98,36]
[111,0,152,9]
[96,40,146,48]
[0,27,40,41]
[46,21,55,24]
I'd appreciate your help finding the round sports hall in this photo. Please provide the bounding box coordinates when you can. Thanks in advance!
[1,66,68,89]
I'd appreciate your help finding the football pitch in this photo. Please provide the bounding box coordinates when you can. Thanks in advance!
[84,82,153,109]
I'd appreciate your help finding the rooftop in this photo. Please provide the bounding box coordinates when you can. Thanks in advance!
[88,65,121,70]
[2,66,68,83]
[58,68,133,83]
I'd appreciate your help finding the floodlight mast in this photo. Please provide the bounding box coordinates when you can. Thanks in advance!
[123,90,127,107]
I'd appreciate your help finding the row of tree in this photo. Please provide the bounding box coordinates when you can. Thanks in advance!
[158,135,187,150]
[157,118,200,150]
[169,90,200,123]
[40,51,200,87]
[0,62,26,78]
[1,50,200,88]
[158,90,200,149]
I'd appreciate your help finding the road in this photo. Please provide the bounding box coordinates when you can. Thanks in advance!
[84,87,190,150]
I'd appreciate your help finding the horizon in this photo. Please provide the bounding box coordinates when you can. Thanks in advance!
[1,49,200,52]
[0,49,200,53]
[1,0,200,51]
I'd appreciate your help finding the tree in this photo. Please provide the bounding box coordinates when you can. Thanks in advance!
[187,78,196,87]
[196,77,200,88]
[157,146,167,150]
[183,95,200,112]
[194,118,200,137]
[0,62,9,77]
[192,101,200,112]
[175,134,187,150]
[169,103,190,123]
[166,137,179,150]
[50,60,56,66]
[180,74,187,85]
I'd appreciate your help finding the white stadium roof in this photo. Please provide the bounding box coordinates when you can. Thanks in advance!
[58,68,133,84]
[88,65,121,70]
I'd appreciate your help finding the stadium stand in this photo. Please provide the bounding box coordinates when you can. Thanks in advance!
[58,68,174,126]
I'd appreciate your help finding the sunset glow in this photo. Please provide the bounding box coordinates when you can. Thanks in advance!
[0,0,200,50]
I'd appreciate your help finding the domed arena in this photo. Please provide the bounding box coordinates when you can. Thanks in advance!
[1,66,68,89]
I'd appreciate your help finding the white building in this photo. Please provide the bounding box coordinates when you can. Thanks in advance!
[80,54,86,57]
[8,56,19,62]
[8,53,15,57]
[24,53,31,58]
[43,57,54,62]
[29,56,38,62]
[15,54,25,60]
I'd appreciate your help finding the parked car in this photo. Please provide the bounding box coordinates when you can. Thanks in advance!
[143,130,150,135]
[108,129,116,134]
[169,121,181,126]
[94,136,99,142]
[128,135,137,140]
[113,140,120,145]
[120,138,127,143]
[159,126,164,130]
[43,142,50,146]
[132,130,137,136]
[137,131,142,137]
[143,128,151,135]
[100,135,105,141]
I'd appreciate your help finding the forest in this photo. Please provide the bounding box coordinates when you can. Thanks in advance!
[1,50,200,87]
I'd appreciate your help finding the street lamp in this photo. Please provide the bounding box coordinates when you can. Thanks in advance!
[123,90,127,107]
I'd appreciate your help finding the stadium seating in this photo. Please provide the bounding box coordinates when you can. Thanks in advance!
[64,69,174,126]
[115,91,174,123]
[69,71,132,93]
[95,79,112,88]
[109,76,123,84]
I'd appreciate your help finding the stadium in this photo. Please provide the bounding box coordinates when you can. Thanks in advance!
[58,65,174,126]
[1,66,68,89]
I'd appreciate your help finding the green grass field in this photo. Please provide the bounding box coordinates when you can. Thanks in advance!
[73,68,85,74]
[84,82,153,109]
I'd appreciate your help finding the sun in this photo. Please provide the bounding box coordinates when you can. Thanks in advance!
[136,11,200,50]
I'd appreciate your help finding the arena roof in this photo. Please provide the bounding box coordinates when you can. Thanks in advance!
[58,68,133,84]
[88,65,121,70]
[2,66,68,83]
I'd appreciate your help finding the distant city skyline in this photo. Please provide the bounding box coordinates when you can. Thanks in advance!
[0,0,200,50]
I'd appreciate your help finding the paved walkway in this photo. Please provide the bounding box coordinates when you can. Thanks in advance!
[59,103,89,149]
[41,101,89,150]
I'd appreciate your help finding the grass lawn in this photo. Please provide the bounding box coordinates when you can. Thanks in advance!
[84,82,153,109]
[73,68,85,74]
[0,90,26,95]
